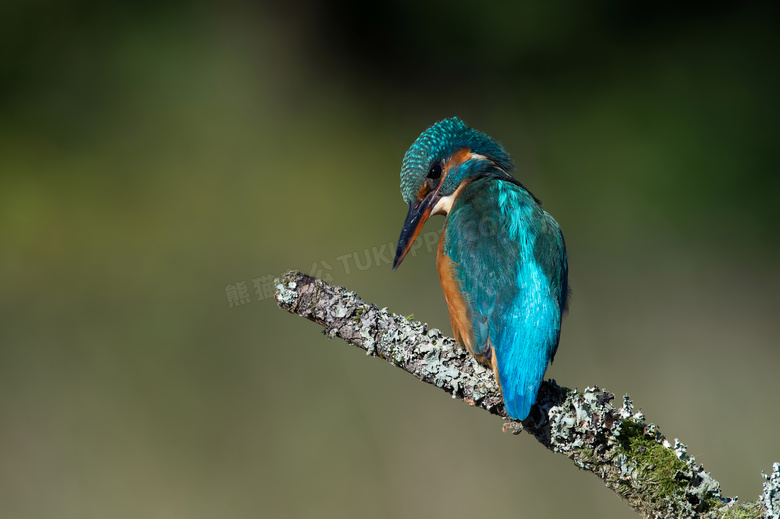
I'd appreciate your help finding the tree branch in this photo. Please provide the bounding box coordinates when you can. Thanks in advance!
[275,270,779,519]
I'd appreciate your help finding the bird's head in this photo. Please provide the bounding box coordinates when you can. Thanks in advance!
[392,117,515,270]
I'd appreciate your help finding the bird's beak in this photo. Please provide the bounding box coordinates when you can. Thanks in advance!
[392,189,439,271]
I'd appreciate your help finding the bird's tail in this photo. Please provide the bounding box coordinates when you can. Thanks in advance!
[494,299,561,421]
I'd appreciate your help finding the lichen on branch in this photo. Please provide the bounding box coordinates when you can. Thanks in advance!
[275,270,775,519]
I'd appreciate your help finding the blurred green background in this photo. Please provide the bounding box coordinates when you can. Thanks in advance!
[1,1,778,517]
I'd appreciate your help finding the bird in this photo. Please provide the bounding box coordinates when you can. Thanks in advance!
[392,117,568,420]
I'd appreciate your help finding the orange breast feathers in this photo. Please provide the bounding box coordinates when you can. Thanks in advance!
[436,222,491,367]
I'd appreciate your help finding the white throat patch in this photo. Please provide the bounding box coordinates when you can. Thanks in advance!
[432,181,470,216]
[432,193,455,216]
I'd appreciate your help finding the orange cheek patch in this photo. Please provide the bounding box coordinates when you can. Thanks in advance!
[443,148,472,175]
[418,148,471,202]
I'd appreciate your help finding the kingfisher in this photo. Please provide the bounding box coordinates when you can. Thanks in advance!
[392,117,568,420]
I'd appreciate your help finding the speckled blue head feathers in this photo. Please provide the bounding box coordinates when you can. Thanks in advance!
[399,117,515,205]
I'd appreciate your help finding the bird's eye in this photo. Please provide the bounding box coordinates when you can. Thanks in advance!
[427,163,442,180]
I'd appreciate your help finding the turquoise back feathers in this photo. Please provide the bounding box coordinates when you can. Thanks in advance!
[443,178,568,419]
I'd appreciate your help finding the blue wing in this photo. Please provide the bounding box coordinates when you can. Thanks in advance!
[443,177,568,420]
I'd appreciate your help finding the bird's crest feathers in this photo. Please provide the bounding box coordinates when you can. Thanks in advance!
[400,117,514,205]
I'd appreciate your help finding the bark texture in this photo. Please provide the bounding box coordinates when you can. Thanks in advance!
[275,270,778,519]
